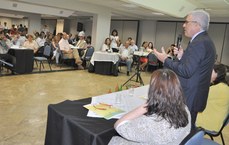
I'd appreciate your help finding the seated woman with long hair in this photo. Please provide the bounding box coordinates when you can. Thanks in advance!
[109,69,191,145]
[196,63,229,132]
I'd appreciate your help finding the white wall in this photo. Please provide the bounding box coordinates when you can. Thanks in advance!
[27,14,41,34]
[155,21,176,50]
[83,20,92,37]
[110,20,138,45]
[138,20,157,47]
[69,19,77,36]
[92,12,111,50]
[208,24,226,63]
[221,24,229,66]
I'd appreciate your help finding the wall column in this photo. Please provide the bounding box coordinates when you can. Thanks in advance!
[91,12,111,51]
[27,14,41,34]
[56,19,64,34]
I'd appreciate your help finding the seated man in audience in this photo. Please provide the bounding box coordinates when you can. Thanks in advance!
[59,32,84,70]
[0,31,15,72]
[76,31,87,58]
[129,39,138,52]
[118,40,133,76]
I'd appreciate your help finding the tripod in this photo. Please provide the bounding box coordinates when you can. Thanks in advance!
[122,55,144,86]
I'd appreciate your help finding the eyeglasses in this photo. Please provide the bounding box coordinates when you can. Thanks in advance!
[184,20,197,24]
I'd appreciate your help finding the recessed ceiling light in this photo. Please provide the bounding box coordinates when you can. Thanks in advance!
[152,12,164,15]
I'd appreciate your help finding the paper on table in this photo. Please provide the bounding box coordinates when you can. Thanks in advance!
[84,103,124,120]
[86,86,148,119]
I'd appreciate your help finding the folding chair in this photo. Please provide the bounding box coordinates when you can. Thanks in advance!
[34,45,52,72]
[204,115,229,145]
[147,53,159,72]
[82,47,94,68]
[180,128,220,145]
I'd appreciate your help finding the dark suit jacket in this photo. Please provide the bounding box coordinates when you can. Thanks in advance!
[164,31,216,112]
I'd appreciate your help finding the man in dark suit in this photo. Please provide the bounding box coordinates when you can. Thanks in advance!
[153,10,216,130]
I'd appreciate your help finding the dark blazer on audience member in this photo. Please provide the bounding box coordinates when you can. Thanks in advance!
[164,31,216,112]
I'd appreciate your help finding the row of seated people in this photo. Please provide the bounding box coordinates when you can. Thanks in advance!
[100,37,158,76]
[0,29,92,72]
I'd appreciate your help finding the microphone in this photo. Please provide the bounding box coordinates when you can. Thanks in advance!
[176,34,182,50]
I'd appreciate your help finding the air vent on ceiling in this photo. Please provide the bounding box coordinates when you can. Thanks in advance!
[12,3,18,7]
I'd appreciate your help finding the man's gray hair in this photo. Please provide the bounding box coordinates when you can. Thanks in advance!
[189,10,210,31]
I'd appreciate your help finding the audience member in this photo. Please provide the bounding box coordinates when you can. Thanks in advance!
[12,34,20,46]
[51,35,60,64]
[147,42,154,52]
[18,30,27,46]
[109,69,191,145]
[86,35,92,48]
[101,38,112,52]
[36,31,46,47]
[129,39,138,52]
[110,29,119,52]
[3,22,8,33]
[0,31,15,71]
[127,37,132,43]
[9,24,17,35]
[59,32,84,70]
[76,31,87,49]
[153,10,216,130]
[139,41,149,71]
[196,63,229,132]
[42,24,49,35]
[118,40,133,76]
[18,24,24,33]
[166,44,175,59]
[0,22,3,31]
[76,31,87,57]
[68,33,74,45]
[23,34,39,53]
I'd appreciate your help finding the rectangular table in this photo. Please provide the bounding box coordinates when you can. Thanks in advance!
[44,98,118,145]
[8,48,34,74]
[45,85,149,145]
[89,51,119,76]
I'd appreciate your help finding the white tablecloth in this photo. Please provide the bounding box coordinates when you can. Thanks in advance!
[134,51,150,57]
[87,85,149,119]
[90,51,120,65]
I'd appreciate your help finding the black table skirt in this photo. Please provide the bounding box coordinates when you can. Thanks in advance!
[88,61,118,76]
[8,49,34,74]
[44,98,118,145]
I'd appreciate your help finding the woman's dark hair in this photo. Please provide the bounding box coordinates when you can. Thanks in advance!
[145,69,189,129]
[212,63,227,85]
[141,41,148,47]
[111,29,118,36]
[148,42,154,49]
[104,37,111,45]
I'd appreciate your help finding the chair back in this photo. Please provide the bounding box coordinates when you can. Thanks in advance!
[43,45,52,58]
[84,47,94,60]
[148,53,158,66]
[180,129,204,145]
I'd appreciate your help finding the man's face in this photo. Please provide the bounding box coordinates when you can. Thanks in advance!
[125,41,130,48]
[183,15,200,38]
[63,33,67,39]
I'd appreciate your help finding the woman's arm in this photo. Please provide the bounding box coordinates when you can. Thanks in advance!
[114,103,147,128]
